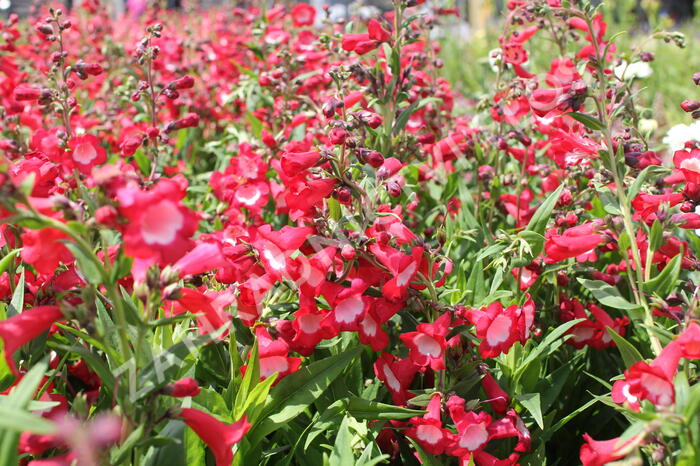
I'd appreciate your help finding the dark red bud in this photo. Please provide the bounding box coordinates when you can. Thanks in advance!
[681,100,700,112]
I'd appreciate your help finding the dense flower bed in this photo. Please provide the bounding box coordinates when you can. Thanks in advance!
[1,0,700,464]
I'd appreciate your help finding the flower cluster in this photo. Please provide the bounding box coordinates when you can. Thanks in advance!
[1,1,700,465]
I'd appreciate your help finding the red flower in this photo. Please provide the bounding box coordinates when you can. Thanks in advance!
[280,151,322,177]
[13,84,42,101]
[242,326,302,382]
[0,306,64,374]
[463,302,519,358]
[321,279,369,332]
[179,409,250,466]
[21,227,74,276]
[117,178,199,266]
[373,353,419,405]
[579,433,642,466]
[291,3,316,27]
[370,244,423,302]
[480,373,510,415]
[544,222,605,264]
[164,378,200,397]
[66,134,106,174]
[171,288,232,336]
[400,312,451,370]
[405,394,451,455]
[673,148,700,184]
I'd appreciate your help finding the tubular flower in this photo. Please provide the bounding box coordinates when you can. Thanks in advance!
[0,306,64,374]
[373,353,419,406]
[179,409,250,466]
[400,312,451,370]
[20,227,74,276]
[463,302,520,358]
[241,326,301,382]
[544,222,606,264]
[66,134,106,174]
[117,178,199,267]
[674,148,700,184]
[405,394,451,455]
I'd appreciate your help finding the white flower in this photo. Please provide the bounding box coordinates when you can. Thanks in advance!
[614,61,653,81]
[488,48,502,72]
[663,121,700,152]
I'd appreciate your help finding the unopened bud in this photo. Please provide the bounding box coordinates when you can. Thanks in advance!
[681,100,700,112]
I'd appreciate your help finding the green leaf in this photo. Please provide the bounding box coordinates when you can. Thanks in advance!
[241,374,277,425]
[0,406,55,434]
[407,438,444,466]
[577,278,642,311]
[605,327,644,367]
[248,347,362,445]
[544,396,600,439]
[515,393,544,429]
[564,112,606,131]
[330,415,356,466]
[305,399,347,450]
[628,165,671,200]
[0,249,20,277]
[514,319,584,380]
[184,421,206,466]
[642,253,682,297]
[137,333,217,400]
[133,149,151,176]
[523,185,564,257]
[63,242,103,285]
[346,397,425,420]
[233,341,260,418]
[393,98,440,135]
[8,270,24,317]
[649,220,663,252]
[0,361,47,466]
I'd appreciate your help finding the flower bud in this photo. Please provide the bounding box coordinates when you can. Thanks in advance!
[335,186,352,204]
[95,205,118,227]
[366,151,384,169]
[387,181,402,197]
[341,244,356,260]
[168,75,195,90]
[119,133,143,157]
[36,23,53,35]
[640,51,655,62]
[165,113,199,132]
[329,127,347,145]
[13,85,41,101]
[681,100,700,112]
[322,97,343,118]
[163,378,200,397]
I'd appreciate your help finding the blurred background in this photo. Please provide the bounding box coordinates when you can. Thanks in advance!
[1,0,699,141]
